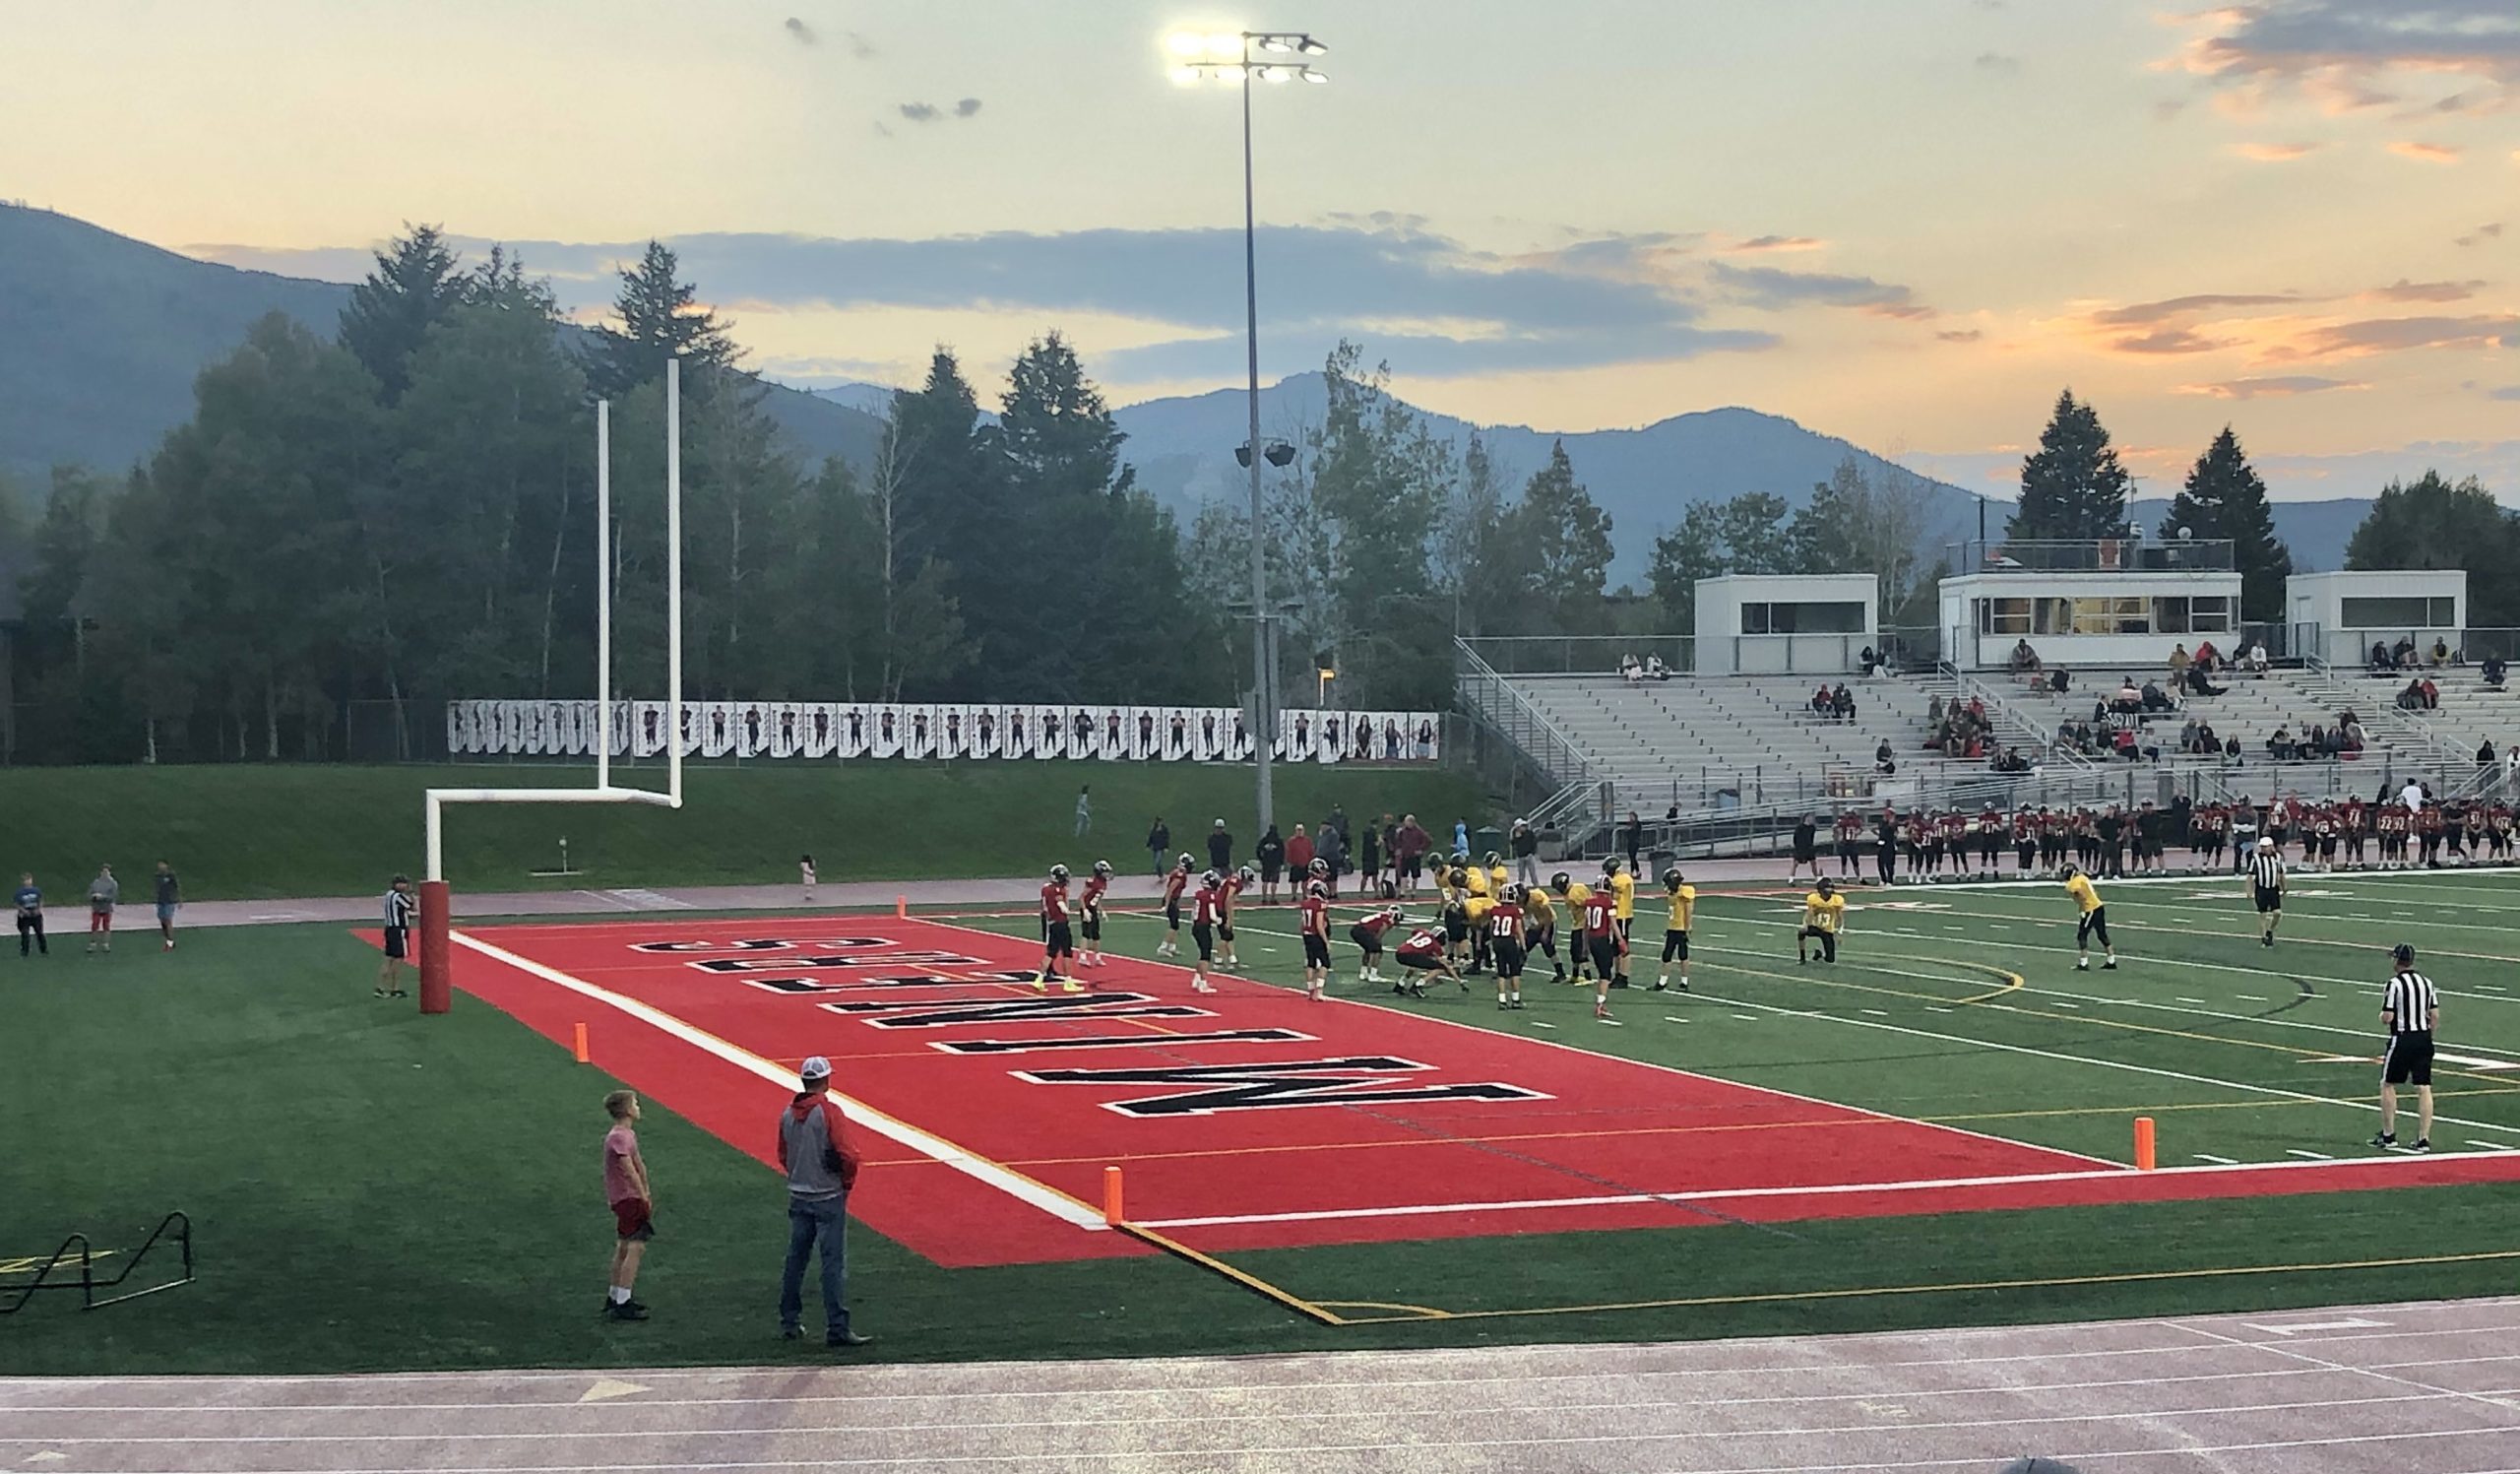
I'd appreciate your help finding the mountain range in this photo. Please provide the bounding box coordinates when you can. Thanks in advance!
[3,203,2369,576]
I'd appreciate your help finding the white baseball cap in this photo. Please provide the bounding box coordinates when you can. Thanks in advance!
[800,1056,832,1081]
[2256,837,2274,850]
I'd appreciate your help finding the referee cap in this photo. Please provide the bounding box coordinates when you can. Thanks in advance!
[800,1056,832,1082]
[2256,836,2274,850]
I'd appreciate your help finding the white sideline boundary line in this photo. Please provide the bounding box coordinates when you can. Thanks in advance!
[1132,1147,2520,1229]
[447,930,1107,1232]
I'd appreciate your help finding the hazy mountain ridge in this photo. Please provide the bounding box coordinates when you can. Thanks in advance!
[0,205,2365,574]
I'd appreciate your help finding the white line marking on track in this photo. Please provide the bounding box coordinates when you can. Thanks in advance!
[1730,1013,1760,1022]
[2287,1149,2335,1160]
[2177,996,2209,1004]
[2470,1140,2518,1152]
[2192,1154,2237,1164]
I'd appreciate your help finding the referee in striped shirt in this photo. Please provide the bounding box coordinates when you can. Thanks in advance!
[2245,838,2286,948]
[2372,942,2439,1153]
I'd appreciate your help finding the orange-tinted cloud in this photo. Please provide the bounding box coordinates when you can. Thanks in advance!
[2266,314,2520,360]
[1936,328,1985,343]
[2091,292,2308,327]
[2110,327,2234,355]
[2389,141,2462,163]
[2175,376,2368,399]
[1725,235,1826,254]
[2233,142,2319,160]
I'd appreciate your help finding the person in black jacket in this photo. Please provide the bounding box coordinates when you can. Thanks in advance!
[1207,819,1234,874]
[1146,818,1171,879]
[1622,811,1644,870]
[1254,825,1287,903]
[2097,806,2126,878]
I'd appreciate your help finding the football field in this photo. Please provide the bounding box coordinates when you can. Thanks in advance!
[11,865,2520,1375]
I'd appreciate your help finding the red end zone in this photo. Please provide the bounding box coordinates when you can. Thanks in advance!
[431,916,2520,1267]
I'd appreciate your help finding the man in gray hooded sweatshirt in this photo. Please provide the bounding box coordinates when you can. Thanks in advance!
[777,1056,869,1347]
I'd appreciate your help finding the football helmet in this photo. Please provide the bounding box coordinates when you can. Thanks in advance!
[1238,865,1258,885]
[1662,866,1683,888]
[1308,857,1330,876]
[1176,853,1196,870]
[1201,868,1223,887]
[1092,860,1112,878]
[1048,864,1070,883]
[1603,856,1624,874]
[1307,880,1328,899]
[1550,870,1571,892]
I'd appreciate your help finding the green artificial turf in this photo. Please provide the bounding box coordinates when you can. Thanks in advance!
[0,762,1485,901]
[7,865,2519,1375]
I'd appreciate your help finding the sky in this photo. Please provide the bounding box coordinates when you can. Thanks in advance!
[8,0,2517,503]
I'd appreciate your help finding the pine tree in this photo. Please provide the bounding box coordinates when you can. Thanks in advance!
[338,224,465,403]
[2158,427,2292,620]
[2347,471,2519,624]
[2008,390,2132,542]
[590,241,738,399]
[1514,439,1614,626]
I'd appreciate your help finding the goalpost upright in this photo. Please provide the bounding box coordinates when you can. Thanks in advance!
[415,358,686,1014]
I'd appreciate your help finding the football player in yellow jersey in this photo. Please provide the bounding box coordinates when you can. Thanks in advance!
[1657,866,1695,993]
[1605,857,1637,939]
[1464,862,1492,899]
[1523,881,1567,982]
[1464,888,1496,977]
[1797,877,1847,964]
[1441,866,1473,968]
[2059,863,2117,970]
[1555,870,1595,980]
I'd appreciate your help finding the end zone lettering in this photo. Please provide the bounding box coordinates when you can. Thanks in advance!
[1013,1057,1551,1117]
[693,950,981,972]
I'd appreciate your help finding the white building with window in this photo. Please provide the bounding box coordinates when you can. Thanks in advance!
[1938,538,2242,672]
[2285,570,2467,668]
[1694,573,1878,674]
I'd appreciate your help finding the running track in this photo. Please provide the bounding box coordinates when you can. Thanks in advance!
[9,1297,2520,1471]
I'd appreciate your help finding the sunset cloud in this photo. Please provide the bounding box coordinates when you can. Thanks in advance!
[2388,141,2462,163]
[2090,292,2310,328]
[1936,328,1985,344]
[2233,141,2319,160]
[2109,327,2234,355]
[2175,376,2368,399]
[1707,262,1929,317]
[2364,279,2488,303]
[2171,2,2520,95]
[2455,222,2506,247]
[1724,235,1827,254]
[2267,313,2520,359]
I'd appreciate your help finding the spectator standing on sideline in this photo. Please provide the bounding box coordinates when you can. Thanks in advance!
[1510,819,1541,887]
[1146,818,1170,879]
[1358,820,1383,895]
[1328,805,1351,846]
[86,865,117,954]
[600,1089,654,1321]
[14,873,44,958]
[1623,811,1644,871]
[1073,786,1092,837]
[1395,814,1431,895]
[1316,820,1349,898]
[153,862,180,951]
[799,855,816,904]
[1254,825,1287,903]
[1286,825,1315,895]
[1206,818,1234,874]
[2373,943,2439,1152]
[377,875,414,997]
[778,1057,869,1347]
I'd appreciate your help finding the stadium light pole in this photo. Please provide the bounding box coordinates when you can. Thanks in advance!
[1169,29,1328,834]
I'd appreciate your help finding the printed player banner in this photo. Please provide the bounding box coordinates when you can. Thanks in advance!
[448,701,1441,764]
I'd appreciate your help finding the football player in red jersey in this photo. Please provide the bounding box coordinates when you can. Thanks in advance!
[1391,923,1458,997]
[1297,880,1333,999]
[1579,883,1620,1020]
[1489,883,1529,1012]
[1351,903,1401,985]
[1155,854,1193,958]
[1835,809,1864,879]
[1078,861,1111,969]
[1035,865,1081,993]
[1187,870,1227,994]
[1217,865,1253,970]
[1978,805,2003,875]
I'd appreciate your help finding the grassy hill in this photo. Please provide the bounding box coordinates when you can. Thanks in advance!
[0,762,1487,900]
[0,205,887,484]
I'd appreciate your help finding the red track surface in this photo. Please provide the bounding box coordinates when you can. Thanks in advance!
[428,917,2520,1266]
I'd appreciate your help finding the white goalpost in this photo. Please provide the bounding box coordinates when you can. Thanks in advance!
[415,358,687,1014]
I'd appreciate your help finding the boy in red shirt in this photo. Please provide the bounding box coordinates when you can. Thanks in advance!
[1189,872,1227,994]
[1156,855,1192,957]
[1035,865,1081,993]
[1078,861,1111,969]
[601,1089,653,1321]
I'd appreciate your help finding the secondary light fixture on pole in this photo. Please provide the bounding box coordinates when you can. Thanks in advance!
[1166,27,1328,834]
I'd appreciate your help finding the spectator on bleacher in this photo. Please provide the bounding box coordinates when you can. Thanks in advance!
[2194,639,2221,672]
[2185,663,2228,697]
[2394,635,2419,670]
[2178,716,2199,751]
[2369,640,2393,673]
[1966,695,1987,727]
[1811,683,1835,720]
[2432,638,2451,669]
[2139,680,2174,713]
[2224,732,2242,761]
[2110,677,2143,715]
[2048,668,2071,694]
[2268,726,2297,760]
[2484,656,2507,687]
[1832,683,1856,720]
[1927,693,1945,727]
[2169,645,2191,683]
[2009,639,2042,674]
[1858,645,1879,676]
[1873,739,1897,776]
[2398,678,2426,711]
[2112,727,2142,762]
[2480,740,2498,771]
[2423,677,2440,710]
[1643,653,1670,680]
[1619,652,1644,683]
[2238,641,2270,673]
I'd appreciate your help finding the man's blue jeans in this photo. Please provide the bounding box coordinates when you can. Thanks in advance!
[779,1193,850,1335]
